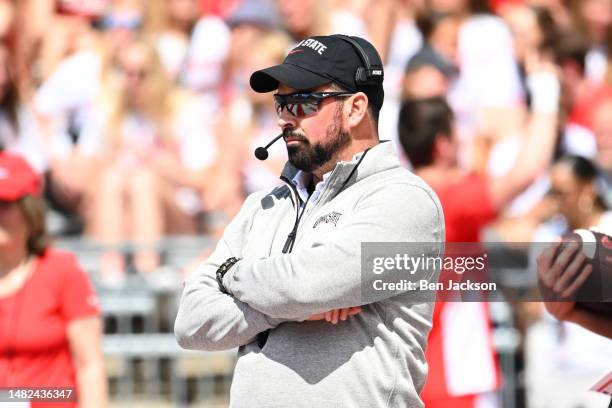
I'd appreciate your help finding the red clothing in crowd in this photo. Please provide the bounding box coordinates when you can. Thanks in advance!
[434,173,497,243]
[200,0,239,18]
[569,83,612,130]
[421,173,501,408]
[0,249,100,408]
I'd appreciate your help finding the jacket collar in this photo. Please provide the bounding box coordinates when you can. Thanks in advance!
[280,140,400,199]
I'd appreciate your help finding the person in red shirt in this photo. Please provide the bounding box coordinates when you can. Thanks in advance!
[0,153,106,407]
[398,85,558,406]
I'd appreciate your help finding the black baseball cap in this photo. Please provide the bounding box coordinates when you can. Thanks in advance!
[250,35,385,110]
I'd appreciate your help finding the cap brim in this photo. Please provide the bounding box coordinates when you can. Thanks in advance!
[250,63,331,93]
[0,190,23,201]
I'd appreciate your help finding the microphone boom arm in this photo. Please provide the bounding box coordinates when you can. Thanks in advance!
[254,133,284,161]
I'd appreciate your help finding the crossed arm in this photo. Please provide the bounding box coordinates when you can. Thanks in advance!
[174,222,359,351]
[174,231,291,351]
[175,184,443,350]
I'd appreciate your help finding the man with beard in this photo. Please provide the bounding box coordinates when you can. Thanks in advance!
[175,35,444,407]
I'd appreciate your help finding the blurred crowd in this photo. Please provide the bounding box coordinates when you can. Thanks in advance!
[0,0,609,277]
[0,0,610,406]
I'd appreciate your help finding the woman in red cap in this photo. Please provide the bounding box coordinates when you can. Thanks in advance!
[0,153,107,407]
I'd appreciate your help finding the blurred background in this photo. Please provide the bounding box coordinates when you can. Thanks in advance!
[0,0,610,406]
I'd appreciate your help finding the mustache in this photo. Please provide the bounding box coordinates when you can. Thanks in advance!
[283,129,308,142]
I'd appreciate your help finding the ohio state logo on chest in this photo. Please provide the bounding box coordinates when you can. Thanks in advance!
[313,212,342,228]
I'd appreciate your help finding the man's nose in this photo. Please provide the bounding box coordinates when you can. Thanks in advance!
[277,107,298,130]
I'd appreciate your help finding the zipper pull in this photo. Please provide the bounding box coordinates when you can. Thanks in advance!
[282,231,296,254]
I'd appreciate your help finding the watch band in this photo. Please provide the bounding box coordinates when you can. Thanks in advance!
[216,257,241,294]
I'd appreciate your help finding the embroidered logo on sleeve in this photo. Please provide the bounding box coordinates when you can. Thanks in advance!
[313,212,342,228]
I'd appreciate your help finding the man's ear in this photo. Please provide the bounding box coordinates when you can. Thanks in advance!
[433,134,452,161]
[581,181,596,201]
[560,59,582,84]
[346,92,369,130]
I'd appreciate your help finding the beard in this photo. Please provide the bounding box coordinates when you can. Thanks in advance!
[285,104,351,173]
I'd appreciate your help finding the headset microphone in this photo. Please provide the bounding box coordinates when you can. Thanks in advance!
[254,133,284,160]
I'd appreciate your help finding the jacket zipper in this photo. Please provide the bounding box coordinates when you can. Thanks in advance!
[278,148,371,253]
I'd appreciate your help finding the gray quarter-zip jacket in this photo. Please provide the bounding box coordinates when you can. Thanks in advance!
[175,141,445,408]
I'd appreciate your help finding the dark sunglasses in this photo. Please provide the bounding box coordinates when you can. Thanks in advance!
[273,92,355,117]
[120,67,148,81]
[0,200,18,209]
[547,188,571,199]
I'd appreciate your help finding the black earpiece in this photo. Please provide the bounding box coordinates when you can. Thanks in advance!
[333,34,384,86]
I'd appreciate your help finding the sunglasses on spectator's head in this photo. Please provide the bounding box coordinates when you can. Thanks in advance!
[273,92,355,118]
[101,14,142,30]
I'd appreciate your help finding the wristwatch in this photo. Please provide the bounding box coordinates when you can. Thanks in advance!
[216,257,241,294]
